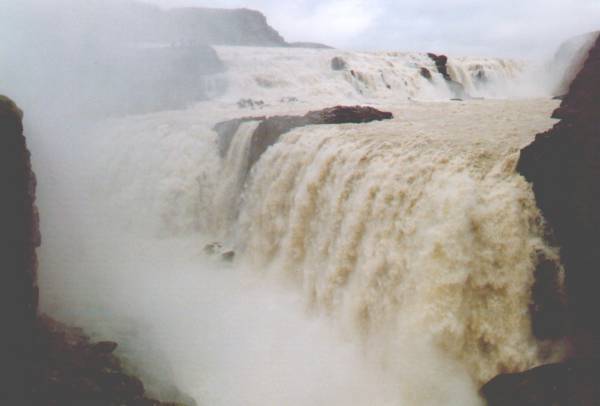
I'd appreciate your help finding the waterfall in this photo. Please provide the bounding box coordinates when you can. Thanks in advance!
[215,46,537,105]
[236,125,547,383]
[212,120,261,237]
[33,45,565,405]
[202,100,562,387]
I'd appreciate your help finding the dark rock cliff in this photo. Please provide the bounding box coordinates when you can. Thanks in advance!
[482,34,600,406]
[0,95,40,404]
[518,33,600,344]
[0,96,192,405]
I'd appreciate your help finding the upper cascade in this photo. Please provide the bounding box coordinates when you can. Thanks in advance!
[214,46,540,108]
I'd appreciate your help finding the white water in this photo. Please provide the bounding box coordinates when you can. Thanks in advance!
[32,45,566,406]
[214,46,549,107]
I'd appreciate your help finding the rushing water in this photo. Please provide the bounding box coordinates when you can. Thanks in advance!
[214,46,541,105]
[31,46,566,405]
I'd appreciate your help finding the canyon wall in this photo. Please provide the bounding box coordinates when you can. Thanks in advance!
[483,32,600,406]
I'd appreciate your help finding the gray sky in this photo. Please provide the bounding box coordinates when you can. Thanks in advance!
[143,0,600,58]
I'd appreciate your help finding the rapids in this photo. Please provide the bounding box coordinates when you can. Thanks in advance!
[215,46,542,105]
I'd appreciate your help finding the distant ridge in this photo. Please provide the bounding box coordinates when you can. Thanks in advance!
[162,7,288,46]
[6,0,295,47]
[149,5,333,48]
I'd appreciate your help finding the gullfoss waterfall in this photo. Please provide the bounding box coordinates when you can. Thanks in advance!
[32,46,567,405]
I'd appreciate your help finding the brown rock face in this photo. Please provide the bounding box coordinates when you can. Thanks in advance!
[0,96,192,405]
[482,34,600,406]
[427,53,451,81]
[420,67,433,80]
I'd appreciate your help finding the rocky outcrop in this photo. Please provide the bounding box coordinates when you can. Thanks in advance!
[214,116,266,158]
[0,96,192,405]
[420,67,433,80]
[237,98,265,109]
[31,316,192,406]
[482,33,600,406]
[482,360,600,406]
[427,52,467,98]
[331,57,348,71]
[304,105,393,124]
[427,53,452,81]
[214,106,393,170]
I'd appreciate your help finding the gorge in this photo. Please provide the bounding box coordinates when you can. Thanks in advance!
[2,1,600,405]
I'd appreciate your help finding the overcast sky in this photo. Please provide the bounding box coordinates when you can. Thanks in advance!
[142,0,600,58]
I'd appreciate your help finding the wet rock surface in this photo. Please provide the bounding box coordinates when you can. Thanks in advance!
[31,316,190,406]
[221,251,236,262]
[237,98,265,109]
[305,105,393,124]
[482,359,600,406]
[331,56,348,71]
[213,116,267,158]
[420,67,432,80]
[427,52,467,99]
[427,53,452,81]
[483,33,600,406]
[518,34,600,343]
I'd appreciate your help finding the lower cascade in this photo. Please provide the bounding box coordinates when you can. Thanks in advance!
[48,98,566,405]
[223,102,563,384]
[239,125,543,382]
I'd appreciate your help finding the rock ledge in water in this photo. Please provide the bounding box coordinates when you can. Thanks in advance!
[331,56,348,71]
[427,52,467,99]
[214,105,393,170]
